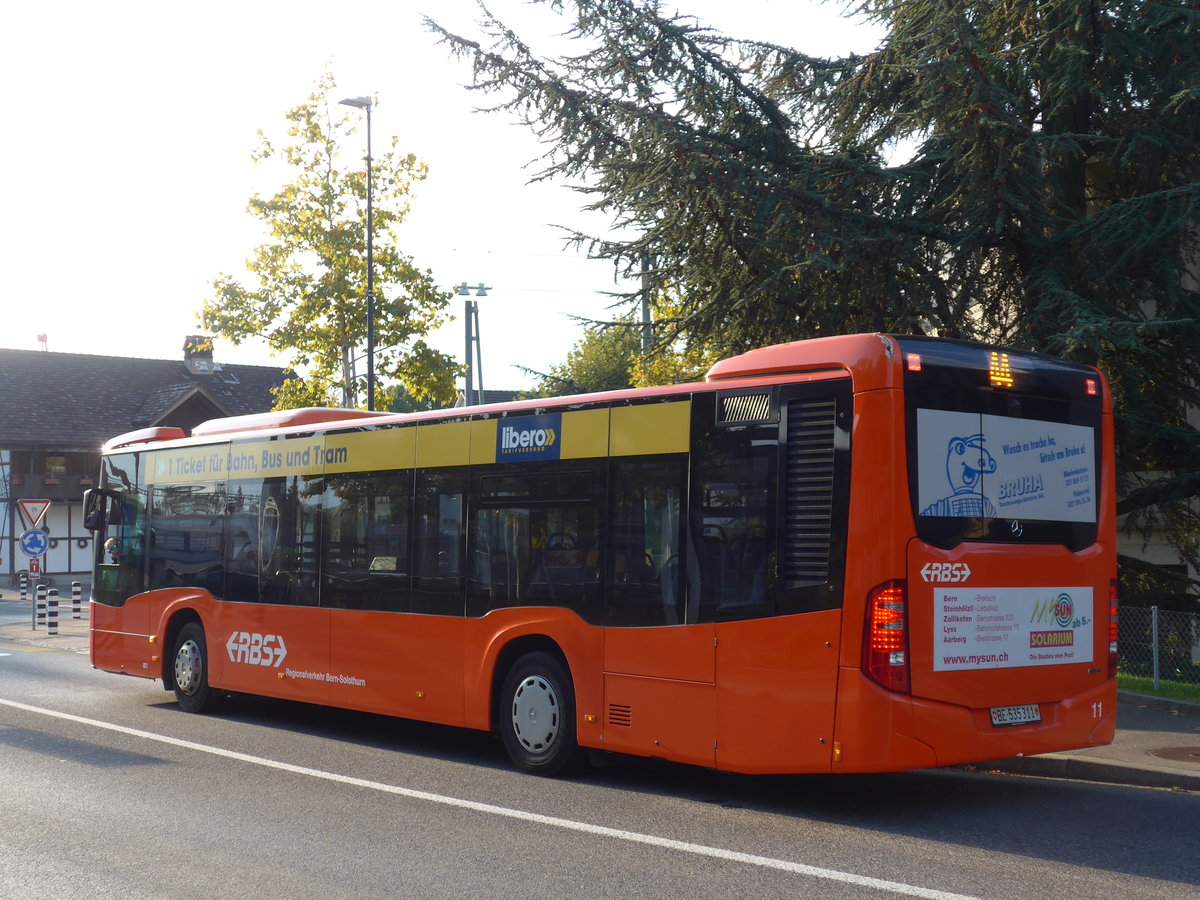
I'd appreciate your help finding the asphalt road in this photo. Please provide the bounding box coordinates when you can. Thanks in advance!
[1,638,1197,899]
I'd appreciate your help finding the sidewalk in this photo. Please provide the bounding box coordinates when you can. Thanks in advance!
[979,692,1200,790]
[2,587,1198,789]
[0,583,91,654]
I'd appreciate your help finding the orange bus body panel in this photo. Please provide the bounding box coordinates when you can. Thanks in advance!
[707,333,898,390]
[907,540,1112,709]
[602,674,716,767]
[601,620,717,766]
[839,387,911,671]
[714,610,843,774]
[90,598,154,678]
[832,673,935,772]
[213,603,332,706]
[908,679,1116,769]
[328,612,465,726]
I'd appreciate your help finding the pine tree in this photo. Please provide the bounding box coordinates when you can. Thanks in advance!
[430,0,1200,600]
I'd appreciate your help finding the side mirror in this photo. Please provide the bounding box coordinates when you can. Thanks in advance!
[83,489,105,532]
[83,488,124,530]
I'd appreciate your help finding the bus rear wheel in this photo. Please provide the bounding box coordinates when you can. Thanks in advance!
[172,622,220,714]
[500,652,585,777]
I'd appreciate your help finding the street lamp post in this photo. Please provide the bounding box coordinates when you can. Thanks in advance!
[457,282,490,406]
[339,96,375,410]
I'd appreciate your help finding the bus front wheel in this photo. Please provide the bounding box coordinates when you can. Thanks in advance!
[172,622,220,714]
[500,652,585,777]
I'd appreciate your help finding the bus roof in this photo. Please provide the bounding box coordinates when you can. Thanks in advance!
[100,333,916,452]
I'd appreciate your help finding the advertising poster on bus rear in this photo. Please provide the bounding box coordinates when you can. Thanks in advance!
[915,409,1096,524]
[934,586,1094,671]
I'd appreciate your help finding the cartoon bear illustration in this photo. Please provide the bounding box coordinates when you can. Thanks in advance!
[921,433,997,517]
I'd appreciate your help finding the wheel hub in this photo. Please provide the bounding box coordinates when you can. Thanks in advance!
[175,640,202,696]
[512,675,559,753]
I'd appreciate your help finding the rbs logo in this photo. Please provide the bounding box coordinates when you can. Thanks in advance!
[226,631,288,668]
[920,562,972,583]
[497,413,562,460]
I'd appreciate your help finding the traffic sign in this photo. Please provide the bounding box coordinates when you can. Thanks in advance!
[19,528,49,558]
[17,499,51,529]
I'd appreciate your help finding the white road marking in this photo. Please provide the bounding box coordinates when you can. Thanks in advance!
[0,696,978,900]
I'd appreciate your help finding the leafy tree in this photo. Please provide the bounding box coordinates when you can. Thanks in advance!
[631,292,722,387]
[199,70,458,410]
[526,314,643,395]
[527,290,720,396]
[386,383,443,413]
[431,0,1200,599]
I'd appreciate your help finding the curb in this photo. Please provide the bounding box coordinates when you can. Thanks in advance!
[1118,690,1200,717]
[974,755,1200,791]
[977,692,1200,791]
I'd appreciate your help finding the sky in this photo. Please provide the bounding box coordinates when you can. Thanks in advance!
[2,0,882,394]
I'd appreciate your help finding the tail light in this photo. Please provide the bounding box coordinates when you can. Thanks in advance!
[1107,579,1119,679]
[863,580,910,693]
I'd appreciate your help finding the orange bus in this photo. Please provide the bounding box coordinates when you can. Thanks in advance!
[85,333,1117,776]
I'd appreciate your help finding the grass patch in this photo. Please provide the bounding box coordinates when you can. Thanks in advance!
[1118,673,1200,705]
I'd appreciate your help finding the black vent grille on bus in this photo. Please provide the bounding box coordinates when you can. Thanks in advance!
[783,397,837,587]
[608,704,633,727]
[719,393,772,423]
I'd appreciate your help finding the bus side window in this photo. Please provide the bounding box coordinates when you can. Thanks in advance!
[148,482,226,599]
[607,457,685,626]
[322,470,412,611]
[691,395,778,623]
[413,468,466,616]
[468,462,602,619]
[223,476,320,607]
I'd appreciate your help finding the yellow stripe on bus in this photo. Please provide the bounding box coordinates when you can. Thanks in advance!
[560,408,610,459]
[145,400,689,484]
[324,429,416,474]
[416,420,472,468]
[470,419,499,465]
[610,401,690,456]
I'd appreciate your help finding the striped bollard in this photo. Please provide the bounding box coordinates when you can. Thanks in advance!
[35,585,47,629]
[48,589,59,637]
[72,581,82,619]
[19,571,29,604]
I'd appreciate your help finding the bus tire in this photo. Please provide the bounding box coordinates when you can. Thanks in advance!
[500,652,585,777]
[172,622,220,714]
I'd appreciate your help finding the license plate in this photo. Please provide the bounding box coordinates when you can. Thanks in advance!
[989,704,1041,727]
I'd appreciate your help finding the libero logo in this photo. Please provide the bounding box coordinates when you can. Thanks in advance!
[498,413,562,460]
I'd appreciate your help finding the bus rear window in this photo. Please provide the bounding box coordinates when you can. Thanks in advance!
[899,338,1102,551]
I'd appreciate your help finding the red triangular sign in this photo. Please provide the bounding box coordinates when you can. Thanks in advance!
[18,499,51,528]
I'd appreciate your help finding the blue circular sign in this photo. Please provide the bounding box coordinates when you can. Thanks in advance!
[19,529,49,558]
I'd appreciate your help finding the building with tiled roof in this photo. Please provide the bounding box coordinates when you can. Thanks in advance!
[1,337,290,580]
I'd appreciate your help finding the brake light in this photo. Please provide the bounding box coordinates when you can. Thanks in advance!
[863,580,910,693]
[1085,378,1098,396]
[1108,580,1119,679]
